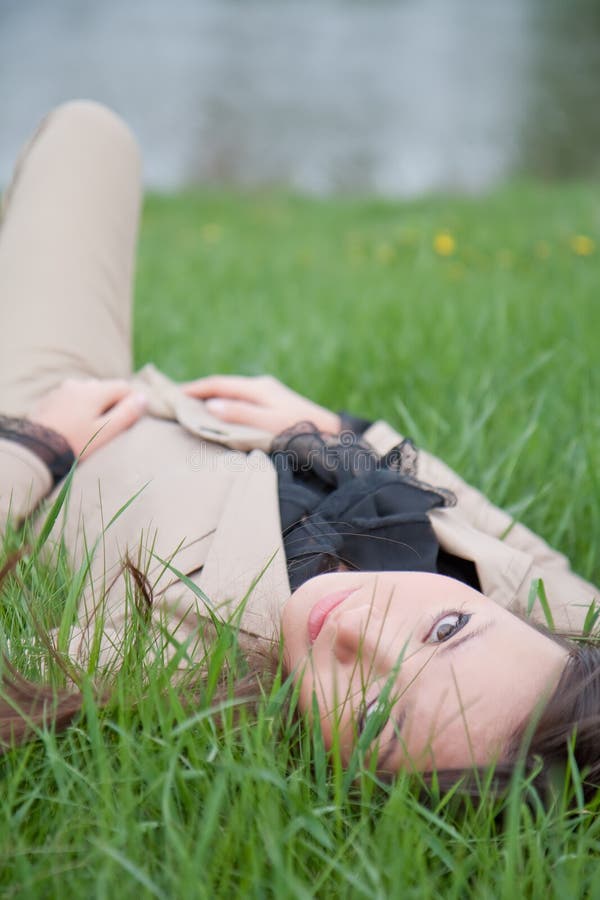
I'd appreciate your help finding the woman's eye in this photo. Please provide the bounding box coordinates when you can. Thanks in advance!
[427,612,471,644]
[357,697,386,738]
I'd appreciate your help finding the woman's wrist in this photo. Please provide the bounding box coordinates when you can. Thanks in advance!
[317,409,343,435]
[0,415,75,485]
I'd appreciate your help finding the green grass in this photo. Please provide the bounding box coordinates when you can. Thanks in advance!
[2,181,600,896]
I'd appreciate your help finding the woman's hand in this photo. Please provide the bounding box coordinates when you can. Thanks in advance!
[29,378,147,458]
[183,375,341,435]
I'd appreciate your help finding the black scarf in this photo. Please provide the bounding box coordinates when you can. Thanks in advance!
[271,424,479,592]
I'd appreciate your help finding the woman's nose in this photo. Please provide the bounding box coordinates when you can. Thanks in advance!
[333,607,387,669]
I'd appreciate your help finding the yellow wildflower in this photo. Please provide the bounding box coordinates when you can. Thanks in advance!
[570,234,595,256]
[433,232,456,256]
[375,242,395,264]
[201,223,223,244]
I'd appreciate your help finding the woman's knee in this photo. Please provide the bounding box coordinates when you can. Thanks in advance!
[44,99,140,163]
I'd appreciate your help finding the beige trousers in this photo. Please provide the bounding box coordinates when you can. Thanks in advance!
[0,100,142,416]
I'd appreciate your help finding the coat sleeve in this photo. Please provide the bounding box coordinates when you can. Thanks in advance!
[0,439,53,534]
[363,420,599,631]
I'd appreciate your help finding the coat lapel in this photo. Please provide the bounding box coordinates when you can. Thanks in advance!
[197,449,291,641]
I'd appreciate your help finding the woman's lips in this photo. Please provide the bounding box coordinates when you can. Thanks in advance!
[308,588,359,643]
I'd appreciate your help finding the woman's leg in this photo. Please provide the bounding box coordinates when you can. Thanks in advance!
[0,100,142,417]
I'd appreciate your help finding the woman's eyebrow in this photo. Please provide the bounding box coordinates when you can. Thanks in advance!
[437,621,493,656]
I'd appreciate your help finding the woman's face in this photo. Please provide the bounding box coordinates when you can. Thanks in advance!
[281,572,568,772]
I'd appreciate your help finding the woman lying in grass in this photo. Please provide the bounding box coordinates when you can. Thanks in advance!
[1,100,599,795]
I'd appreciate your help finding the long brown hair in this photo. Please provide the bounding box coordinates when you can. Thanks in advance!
[0,662,85,748]
[0,554,280,751]
[510,645,600,799]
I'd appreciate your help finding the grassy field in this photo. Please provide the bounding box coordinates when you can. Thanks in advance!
[2,182,600,896]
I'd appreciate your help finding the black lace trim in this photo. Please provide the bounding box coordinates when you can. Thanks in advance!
[270,422,459,590]
[270,421,455,505]
[0,416,75,485]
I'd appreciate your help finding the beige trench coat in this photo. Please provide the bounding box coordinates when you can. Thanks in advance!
[0,101,597,669]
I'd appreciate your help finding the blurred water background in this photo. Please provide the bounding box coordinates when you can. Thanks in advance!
[1,0,599,195]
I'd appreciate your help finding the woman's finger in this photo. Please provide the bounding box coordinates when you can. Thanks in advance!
[90,379,133,411]
[204,397,272,429]
[183,375,273,403]
[88,392,147,452]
